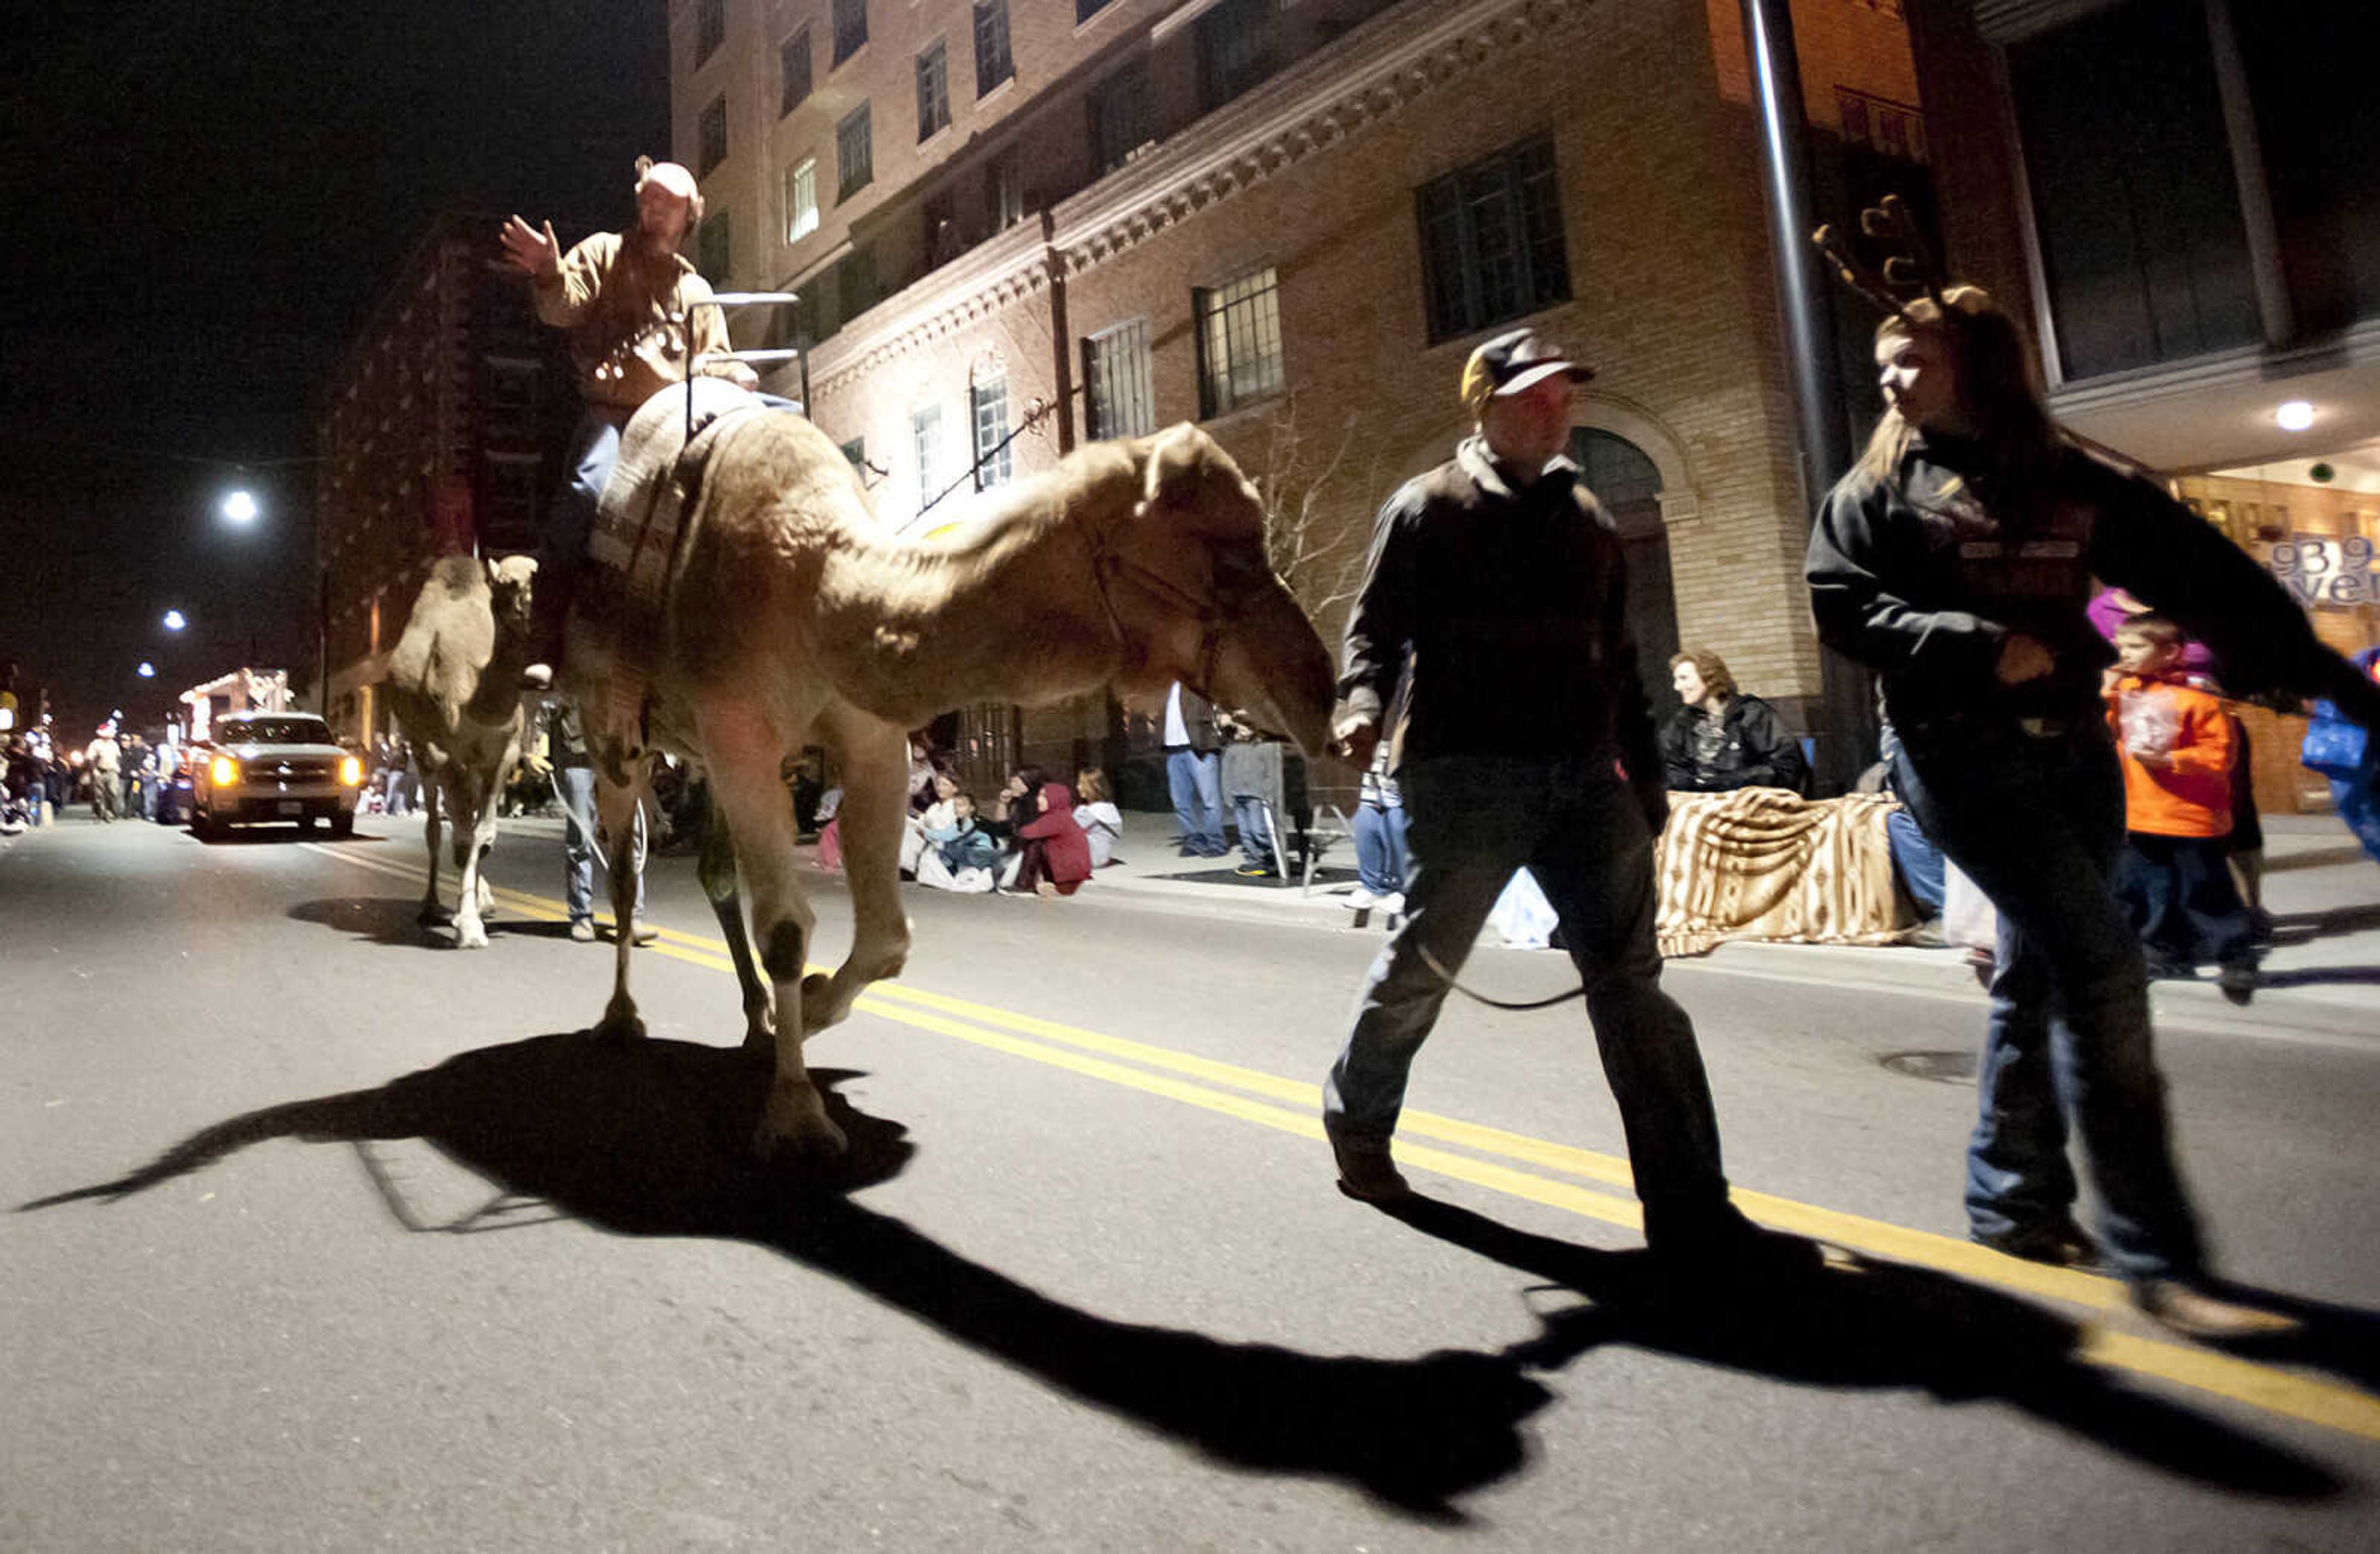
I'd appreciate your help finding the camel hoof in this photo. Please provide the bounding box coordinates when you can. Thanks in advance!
[754,1087,847,1162]
[593,1006,647,1044]
[797,972,847,1035]
[454,923,490,950]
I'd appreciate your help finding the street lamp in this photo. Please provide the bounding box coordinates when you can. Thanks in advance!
[221,488,260,526]
[162,609,186,631]
[137,662,156,678]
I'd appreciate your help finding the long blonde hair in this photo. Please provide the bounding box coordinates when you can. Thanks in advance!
[1857,286,2064,491]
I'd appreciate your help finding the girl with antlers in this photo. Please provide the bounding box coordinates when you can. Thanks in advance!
[1804,200,2380,1342]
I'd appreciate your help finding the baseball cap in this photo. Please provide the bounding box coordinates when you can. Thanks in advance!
[1460,328,1593,410]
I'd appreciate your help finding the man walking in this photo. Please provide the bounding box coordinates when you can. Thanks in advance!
[1323,330,1790,1273]
[1162,681,1228,858]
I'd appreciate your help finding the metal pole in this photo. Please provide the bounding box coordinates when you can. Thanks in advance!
[316,567,330,717]
[1043,208,1076,455]
[1737,0,1870,791]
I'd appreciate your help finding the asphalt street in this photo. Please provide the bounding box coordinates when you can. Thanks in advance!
[6,809,2380,1550]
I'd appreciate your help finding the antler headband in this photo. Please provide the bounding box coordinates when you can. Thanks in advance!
[1810,194,1946,323]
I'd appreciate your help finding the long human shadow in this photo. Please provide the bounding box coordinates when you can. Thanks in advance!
[1375,1196,2345,1499]
[17,1034,1549,1522]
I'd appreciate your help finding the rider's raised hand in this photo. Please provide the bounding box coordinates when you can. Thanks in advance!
[498,215,562,279]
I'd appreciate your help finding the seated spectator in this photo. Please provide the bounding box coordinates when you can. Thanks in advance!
[918,791,1001,892]
[1073,767,1124,868]
[812,784,844,871]
[906,734,941,815]
[901,770,961,876]
[1346,740,1409,915]
[981,764,1046,876]
[1011,782,1093,897]
[1660,649,1809,794]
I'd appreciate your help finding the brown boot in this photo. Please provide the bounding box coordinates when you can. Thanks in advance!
[1329,1134,1411,1203]
[2133,1280,2302,1341]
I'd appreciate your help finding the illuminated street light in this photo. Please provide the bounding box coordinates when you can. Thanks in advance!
[138,662,156,678]
[2276,400,2316,432]
[222,489,260,525]
[162,609,187,631]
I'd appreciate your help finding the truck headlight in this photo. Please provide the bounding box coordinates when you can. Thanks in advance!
[209,755,239,786]
[339,755,364,786]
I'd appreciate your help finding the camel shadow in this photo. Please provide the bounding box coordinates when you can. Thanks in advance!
[287,897,552,949]
[1375,1196,2344,1499]
[15,1034,1549,1522]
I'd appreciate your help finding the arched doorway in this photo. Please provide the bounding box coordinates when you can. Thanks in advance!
[1567,428,1677,710]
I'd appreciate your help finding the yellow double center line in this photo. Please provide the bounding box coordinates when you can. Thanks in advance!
[311,838,2380,1446]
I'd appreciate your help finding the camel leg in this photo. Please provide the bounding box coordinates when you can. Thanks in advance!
[591,771,649,1043]
[695,700,842,1160]
[417,777,452,926]
[451,769,502,950]
[697,801,774,1052]
[802,709,912,1035]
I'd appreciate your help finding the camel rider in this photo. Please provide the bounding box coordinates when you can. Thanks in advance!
[500,157,757,686]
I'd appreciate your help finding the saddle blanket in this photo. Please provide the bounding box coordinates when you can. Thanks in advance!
[567,378,767,745]
[1652,789,1908,958]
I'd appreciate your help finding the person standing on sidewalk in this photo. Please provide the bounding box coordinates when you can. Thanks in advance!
[1805,276,2380,1339]
[1162,682,1228,858]
[547,701,652,946]
[1322,329,1801,1278]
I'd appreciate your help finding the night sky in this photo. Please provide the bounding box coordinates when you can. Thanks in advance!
[1,2,670,737]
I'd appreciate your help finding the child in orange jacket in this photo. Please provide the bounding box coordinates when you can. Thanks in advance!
[2105,615,2257,1001]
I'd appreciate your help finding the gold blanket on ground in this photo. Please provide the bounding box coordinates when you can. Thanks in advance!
[1654,789,1908,958]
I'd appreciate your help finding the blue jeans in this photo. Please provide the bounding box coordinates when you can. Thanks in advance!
[2334,775,2380,865]
[1324,756,1733,1240]
[540,408,633,586]
[1885,806,1945,916]
[1232,794,1274,867]
[2117,833,2250,967]
[560,763,645,924]
[1166,748,1226,855]
[1893,718,2203,1284]
[1353,800,1410,896]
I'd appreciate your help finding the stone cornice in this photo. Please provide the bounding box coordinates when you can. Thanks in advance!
[807,0,1600,399]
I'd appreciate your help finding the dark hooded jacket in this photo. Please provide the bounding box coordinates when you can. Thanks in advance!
[1017,783,1093,885]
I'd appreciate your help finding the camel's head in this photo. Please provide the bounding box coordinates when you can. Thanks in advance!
[1117,425,1334,756]
[487,555,538,639]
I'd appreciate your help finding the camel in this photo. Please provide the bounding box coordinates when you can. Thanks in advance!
[560,384,1334,1160]
[382,554,540,949]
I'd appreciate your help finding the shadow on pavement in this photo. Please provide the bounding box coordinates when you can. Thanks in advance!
[2269,903,2380,946]
[15,1033,1549,1522]
[1378,1195,2347,1499]
[287,897,560,948]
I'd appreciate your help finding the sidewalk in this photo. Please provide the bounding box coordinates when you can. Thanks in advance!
[1088,809,2380,1035]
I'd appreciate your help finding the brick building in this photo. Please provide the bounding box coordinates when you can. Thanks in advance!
[313,211,575,742]
[674,0,1928,797]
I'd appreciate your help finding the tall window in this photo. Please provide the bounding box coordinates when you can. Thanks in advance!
[837,102,873,200]
[1083,320,1155,440]
[916,40,951,142]
[1194,267,1284,418]
[783,156,818,242]
[924,187,961,265]
[1077,0,1113,21]
[781,27,813,115]
[974,0,1014,97]
[695,0,725,64]
[913,403,945,504]
[1196,0,1286,111]
[984,151,1024,232]
[696,211,732,283]
[698,95,729,178]
[1088,58,1154,175]
[971,375,1013,488]
[1416,136,1570,342]
[832,0,868,65]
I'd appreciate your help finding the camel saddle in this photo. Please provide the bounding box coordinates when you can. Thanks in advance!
[568,378,773,746]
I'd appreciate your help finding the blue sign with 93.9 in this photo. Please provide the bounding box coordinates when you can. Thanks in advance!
[2269,533,2377,607]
